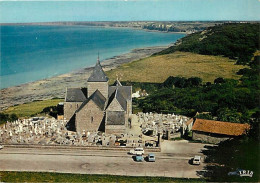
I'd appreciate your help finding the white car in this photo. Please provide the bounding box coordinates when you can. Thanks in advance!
[192,156,201,165]
[0,145,3,150]
[129,147,144,155]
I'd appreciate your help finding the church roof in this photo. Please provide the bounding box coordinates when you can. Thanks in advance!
[106,88,127,111]
[109,85,132,101]
[116,90,127,111]
[87,58,108,82]
[112,79,122,86]
[65,88,87,102]
[76,90,106,112]
[106,111,125,125]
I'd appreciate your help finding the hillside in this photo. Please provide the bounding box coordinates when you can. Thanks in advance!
[106,51,245,84]
[156,23,259,65]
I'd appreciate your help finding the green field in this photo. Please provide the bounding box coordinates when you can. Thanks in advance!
[2,99,63,118]
[106,51,245,84]
[0,172,205,182]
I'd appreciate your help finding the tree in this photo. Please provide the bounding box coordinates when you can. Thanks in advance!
[214,77,225,84]
[216,108,242,123]
[187,77,202,87]
[10,113,18,122]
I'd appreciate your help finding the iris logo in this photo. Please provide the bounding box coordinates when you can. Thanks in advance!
[238,170,254,177]
[228,169,254,177]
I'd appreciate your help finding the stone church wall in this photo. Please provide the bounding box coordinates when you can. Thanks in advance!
[127,100,132,116]
[88,82,108,99]
[76,100,104,133]
[64,102,82,120]
[105,125,126,135]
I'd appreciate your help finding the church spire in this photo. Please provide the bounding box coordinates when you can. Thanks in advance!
[87,53,108,82]
[97,52,100,64]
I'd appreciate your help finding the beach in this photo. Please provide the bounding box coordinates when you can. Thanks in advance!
[0,45,168,111]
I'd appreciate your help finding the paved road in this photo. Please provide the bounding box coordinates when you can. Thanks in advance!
[0,141,207,178]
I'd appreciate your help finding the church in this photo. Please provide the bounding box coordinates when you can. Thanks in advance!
[64,56,132,135]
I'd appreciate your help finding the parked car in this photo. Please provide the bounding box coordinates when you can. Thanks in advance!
[192,156,201,165]
[129,147,144,155]
[0,145,3,150]
[147,153,155,162]
[135,154,144,162]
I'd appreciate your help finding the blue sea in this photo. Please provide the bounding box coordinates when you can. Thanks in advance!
[0,25,185,89]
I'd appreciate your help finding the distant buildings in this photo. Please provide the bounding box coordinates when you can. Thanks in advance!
[64,57,132,135]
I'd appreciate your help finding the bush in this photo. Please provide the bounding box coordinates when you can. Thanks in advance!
[0,113,18,124]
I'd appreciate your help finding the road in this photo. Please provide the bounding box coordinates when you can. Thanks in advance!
[0,140,207,178]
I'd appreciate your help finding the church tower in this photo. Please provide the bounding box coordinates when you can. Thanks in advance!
[87,55,109,99]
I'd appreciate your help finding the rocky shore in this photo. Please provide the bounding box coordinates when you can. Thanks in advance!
[0,45,168,111]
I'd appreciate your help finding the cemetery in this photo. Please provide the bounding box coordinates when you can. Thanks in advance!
[0,112,191,148]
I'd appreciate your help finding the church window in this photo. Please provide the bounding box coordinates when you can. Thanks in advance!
[91,117,94,123]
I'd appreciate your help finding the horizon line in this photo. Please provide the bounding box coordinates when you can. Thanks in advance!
[1,20,260,24]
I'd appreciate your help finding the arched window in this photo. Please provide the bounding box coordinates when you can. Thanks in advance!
[91,117,94,123]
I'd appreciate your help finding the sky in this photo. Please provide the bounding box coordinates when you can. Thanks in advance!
[0,0,259,23]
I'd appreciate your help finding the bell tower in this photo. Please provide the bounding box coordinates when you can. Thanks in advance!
[87,55,109,99]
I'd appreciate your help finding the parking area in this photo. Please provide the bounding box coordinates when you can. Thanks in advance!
[0,140,209,178]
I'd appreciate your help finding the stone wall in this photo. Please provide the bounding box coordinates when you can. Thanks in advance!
[105,125,126,135]
[87,81,108,99]
[76,100,104,133]
[64,102,82,120]
[127,100,132,116]
[127,86,132,115]
[3,144,161,152]
[105,97,127,133]
[192,131,231,144]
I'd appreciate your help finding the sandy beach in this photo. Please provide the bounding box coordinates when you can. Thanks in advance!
[0,45,169,111]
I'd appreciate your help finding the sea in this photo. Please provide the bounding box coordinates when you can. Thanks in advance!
[0,25,185,89]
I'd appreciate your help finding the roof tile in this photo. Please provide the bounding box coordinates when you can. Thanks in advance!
[192,118,250,136]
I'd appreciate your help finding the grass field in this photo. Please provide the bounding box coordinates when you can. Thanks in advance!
[106,51,246,84]
[0,172,205,182]
[2,99,63,118]
[2,52,246,118]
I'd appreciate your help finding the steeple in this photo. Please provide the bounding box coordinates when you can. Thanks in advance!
[88,54,108,82]
[97,52,100,64]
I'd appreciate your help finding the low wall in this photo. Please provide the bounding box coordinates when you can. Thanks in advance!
[2,144,161,152]
[192,131,231,144]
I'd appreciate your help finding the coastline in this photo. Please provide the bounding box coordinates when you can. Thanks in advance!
[0,45,170,111]
[0,23,188,35]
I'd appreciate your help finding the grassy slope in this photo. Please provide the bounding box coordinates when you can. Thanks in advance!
[0,172,205,182]
[156,23,259,65]
[1,51,247,117]
[3,99,63,118]
[106,51,245,84]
